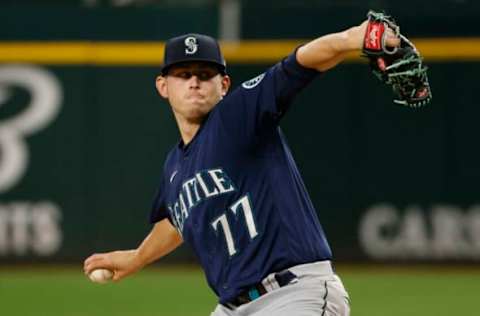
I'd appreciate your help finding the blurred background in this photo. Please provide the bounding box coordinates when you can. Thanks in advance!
[0,1,479,315]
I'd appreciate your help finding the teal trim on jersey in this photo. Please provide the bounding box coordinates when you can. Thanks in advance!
[248,288,260,300]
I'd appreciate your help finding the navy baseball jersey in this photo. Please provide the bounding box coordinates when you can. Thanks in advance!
[150,52,332,304]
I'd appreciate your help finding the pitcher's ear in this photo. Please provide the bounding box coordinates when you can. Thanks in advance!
[221,75,231,96]
[155,75,168,98]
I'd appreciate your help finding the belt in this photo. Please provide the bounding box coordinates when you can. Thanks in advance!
[224,270,298,309]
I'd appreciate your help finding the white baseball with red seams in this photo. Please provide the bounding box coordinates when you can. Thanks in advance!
[89,269,113,284]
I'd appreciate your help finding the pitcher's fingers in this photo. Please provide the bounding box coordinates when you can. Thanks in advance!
[84,255,99,271]
[84,261,107,275]
[84,253,103,264]
[387,37,401,47]
[385,33,400,47]
[84,254,109,274]
[385,28,400,47]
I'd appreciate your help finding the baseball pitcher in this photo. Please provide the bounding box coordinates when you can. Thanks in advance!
[84,12,420,316]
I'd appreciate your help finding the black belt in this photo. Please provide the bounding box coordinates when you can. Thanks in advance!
[225,270,298,309]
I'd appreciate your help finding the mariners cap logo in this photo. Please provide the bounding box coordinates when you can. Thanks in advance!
[184,36,198,55]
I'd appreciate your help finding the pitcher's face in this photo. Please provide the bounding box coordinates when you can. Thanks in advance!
[156,62,231,123]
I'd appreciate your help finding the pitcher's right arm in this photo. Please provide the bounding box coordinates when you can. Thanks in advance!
[83,218,183,281]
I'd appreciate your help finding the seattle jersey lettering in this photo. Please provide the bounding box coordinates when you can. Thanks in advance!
[167,168,236,233]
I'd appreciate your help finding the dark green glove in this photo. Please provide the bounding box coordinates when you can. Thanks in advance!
[363,10,432,108]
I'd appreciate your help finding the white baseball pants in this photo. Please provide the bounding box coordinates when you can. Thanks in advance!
[210,261,350,316]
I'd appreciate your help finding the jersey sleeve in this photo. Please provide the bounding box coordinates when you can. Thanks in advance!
[270,50,320,114]
[214,50,318,145]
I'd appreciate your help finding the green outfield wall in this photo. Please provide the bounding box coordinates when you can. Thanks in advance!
[1,61,479,263]
[0,2,479,40]
[1,4,479,263]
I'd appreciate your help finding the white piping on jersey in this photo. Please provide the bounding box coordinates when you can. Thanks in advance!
[169,170,178,183]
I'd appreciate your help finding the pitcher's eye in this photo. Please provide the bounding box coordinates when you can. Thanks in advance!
[176,71,193,79]
[169,68,219,81]
[197,71,215,80]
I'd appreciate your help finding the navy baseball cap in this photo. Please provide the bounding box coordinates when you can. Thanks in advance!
[161,33,227,75]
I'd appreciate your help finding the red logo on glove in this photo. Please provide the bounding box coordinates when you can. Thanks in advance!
[365,22,385,51]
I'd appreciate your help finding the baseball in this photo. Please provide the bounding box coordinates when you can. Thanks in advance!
[88,268,113,284]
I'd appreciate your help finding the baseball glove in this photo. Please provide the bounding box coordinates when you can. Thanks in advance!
[363,10,432,108]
